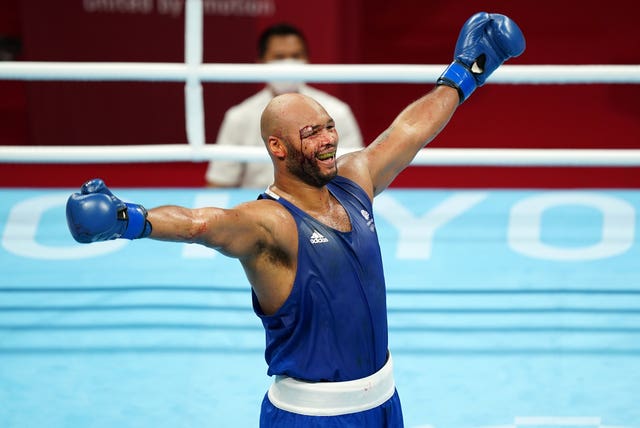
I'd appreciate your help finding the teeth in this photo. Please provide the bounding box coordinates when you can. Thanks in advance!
[317,152,335,160]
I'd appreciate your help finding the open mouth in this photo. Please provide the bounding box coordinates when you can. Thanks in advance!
[316,152,336,161]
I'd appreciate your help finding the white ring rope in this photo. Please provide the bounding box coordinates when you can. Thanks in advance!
[0,62,638,84]
[2,64,639,166]
[2,66,638,166]
[2,145,640,167]
[0,0,638,166]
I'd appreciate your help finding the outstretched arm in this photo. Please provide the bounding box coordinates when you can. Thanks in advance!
[66,178,272,259]
[340,12,525,197]
[66,179,298,313]
[146,203,268,258]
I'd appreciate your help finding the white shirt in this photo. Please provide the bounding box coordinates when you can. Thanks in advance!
[206,85,363,188]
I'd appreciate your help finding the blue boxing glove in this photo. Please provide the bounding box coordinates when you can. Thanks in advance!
[66,178,152,243]
[437,12,525,103]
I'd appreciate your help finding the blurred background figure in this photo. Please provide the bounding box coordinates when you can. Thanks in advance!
[205,22,363,188]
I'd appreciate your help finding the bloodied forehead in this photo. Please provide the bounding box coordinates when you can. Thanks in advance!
[261,93,332,140]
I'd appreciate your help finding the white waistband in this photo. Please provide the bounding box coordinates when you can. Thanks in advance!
[267,353,395,417]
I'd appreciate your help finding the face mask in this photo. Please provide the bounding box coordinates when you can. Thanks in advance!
[267,59,306,95]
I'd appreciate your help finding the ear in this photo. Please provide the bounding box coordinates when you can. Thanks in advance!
[267,136,287,160]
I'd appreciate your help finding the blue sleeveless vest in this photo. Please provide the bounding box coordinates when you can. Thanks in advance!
[255,176,389,382]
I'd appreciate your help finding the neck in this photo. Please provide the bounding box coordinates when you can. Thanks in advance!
[269,179,333,212]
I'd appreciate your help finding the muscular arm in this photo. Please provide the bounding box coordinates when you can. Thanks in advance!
[338,13,525,198]
[339,85,459,197]
[65,180,296,314]
[147,201,273,259]
[149,201,297,314]
[367,85,458,195]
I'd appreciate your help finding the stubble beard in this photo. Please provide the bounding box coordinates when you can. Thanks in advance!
[284,141,337,187]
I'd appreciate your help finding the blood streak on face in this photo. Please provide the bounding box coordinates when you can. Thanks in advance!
[283,121,338,187]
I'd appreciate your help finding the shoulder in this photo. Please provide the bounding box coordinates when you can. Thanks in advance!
[336,153,375,200]
[234,197,298,287]
[236,197,292,225]
[234,197,297,245]
[218,197,297,264]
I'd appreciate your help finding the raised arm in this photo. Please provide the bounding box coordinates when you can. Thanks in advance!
[361,86,459,196]
[341,12,525,197]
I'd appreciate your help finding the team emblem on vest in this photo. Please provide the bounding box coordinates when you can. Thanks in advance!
[309,230,329,244]
[360,209,376,232]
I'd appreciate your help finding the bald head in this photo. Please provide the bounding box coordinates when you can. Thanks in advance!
[260,93,329,144]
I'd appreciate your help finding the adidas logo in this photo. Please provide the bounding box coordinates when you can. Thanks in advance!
[309,230,329,244]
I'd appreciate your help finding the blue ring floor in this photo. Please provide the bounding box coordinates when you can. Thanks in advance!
[1,188,639,428]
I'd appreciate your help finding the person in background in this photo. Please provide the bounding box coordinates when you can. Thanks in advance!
[206,22,363,188]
